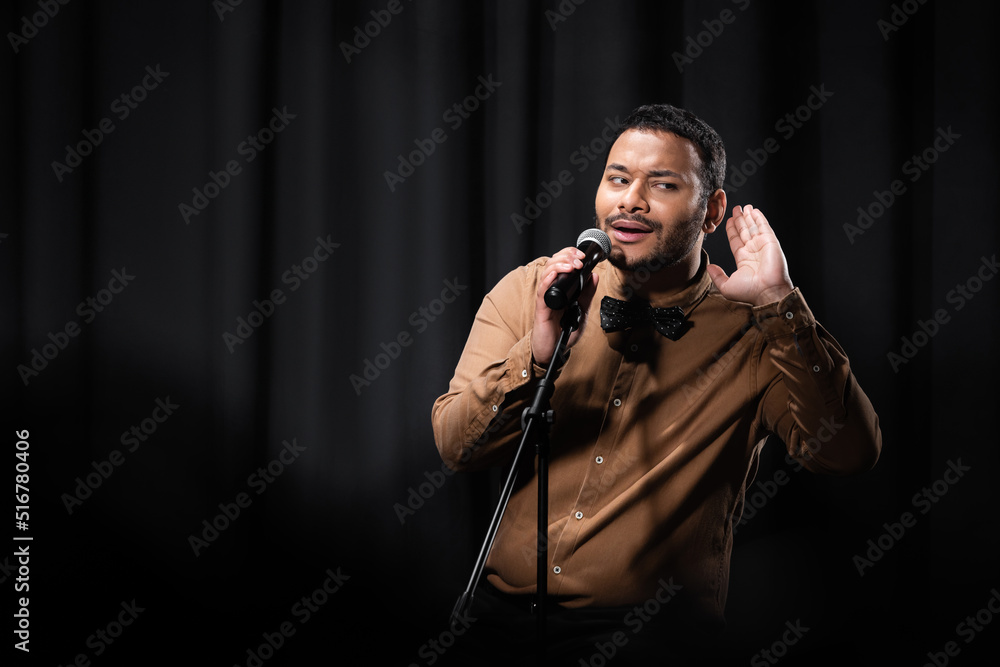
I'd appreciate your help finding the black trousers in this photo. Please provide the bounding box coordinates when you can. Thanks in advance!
[435,586,721,667]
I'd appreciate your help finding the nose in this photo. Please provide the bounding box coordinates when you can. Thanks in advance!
[618,180,649,214]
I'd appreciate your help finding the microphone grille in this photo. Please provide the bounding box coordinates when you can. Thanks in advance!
[576,228,611,256]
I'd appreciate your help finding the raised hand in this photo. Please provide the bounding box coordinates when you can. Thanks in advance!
[706,204,795,306]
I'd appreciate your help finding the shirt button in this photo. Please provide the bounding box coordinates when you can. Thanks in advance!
[812,365,821,372]
[521,369,528,378]
[785,311,794,319]
[491,405,498,412]
[613,398,622,407]
[553,566,562,574]
[574,511,584,520]
[630,344,638,352]
[595,456,604,464]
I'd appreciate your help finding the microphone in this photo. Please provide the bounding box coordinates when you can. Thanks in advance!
[544,228,611,310]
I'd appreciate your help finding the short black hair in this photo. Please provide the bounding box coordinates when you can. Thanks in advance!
[611,103,726,206]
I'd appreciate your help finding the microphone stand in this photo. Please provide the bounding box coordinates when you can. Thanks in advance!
[451,301,582,664]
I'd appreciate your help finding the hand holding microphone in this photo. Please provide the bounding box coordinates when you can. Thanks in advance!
[544,228,612,309]
[531,229,611,366]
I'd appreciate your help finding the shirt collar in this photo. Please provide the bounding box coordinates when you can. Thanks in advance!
[598,249,715,313]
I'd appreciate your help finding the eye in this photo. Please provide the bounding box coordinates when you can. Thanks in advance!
[654,182,678,190]
[609,175,628,185]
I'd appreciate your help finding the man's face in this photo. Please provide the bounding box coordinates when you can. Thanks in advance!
[595,129,707,273]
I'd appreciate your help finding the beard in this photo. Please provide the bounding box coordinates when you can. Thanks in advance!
[599,210,705,274]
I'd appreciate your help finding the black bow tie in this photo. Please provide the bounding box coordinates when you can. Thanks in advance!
[599,296,688,340]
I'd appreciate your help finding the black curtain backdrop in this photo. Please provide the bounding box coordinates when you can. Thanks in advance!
[4,1,999,665]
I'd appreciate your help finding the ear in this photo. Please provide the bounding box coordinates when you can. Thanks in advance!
[702,188,727,234]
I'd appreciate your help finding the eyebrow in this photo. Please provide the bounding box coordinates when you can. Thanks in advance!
[605,163,684,179]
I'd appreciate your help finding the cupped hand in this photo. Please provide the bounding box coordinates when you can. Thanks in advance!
[706,204,794,306]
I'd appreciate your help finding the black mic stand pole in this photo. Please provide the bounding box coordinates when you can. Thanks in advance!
[451,300,582,665]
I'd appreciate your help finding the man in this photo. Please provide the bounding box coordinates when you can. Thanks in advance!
[431,104,880,664]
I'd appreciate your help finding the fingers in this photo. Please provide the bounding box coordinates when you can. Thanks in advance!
[537,247,585,298]
[743,205,759,237]
[705,263,729,292]
[725,210,745,255]
[726,205,780,258]
[730,204,774,240]
[732,204,755,243]
[549,247,586,269]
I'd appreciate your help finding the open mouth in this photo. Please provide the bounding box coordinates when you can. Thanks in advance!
[610,219,653,243]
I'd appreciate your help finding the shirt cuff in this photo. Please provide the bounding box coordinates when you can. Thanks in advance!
[751,288,817,340]
[526,330,571,378]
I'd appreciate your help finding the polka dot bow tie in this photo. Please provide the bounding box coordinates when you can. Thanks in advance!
[599,296,688,340]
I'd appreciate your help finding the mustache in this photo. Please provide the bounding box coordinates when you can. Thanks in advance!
[603,212,661,230]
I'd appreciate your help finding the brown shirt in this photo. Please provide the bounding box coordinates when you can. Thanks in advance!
[431,251,881,628]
